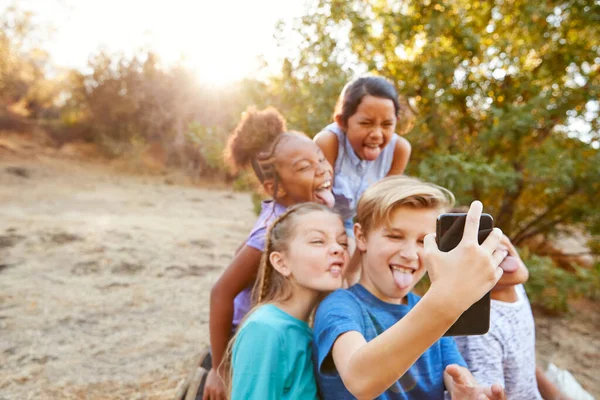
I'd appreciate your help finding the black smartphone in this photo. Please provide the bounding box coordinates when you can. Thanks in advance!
[436,213,494,336]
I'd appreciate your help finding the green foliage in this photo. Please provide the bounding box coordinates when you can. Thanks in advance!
[277,0,600,246]
[521,246,600,314]
[521,251,579,314]
[187,123,228,171]
[577,263,600,302]
[272,0,600,310]
[251,192,263,216]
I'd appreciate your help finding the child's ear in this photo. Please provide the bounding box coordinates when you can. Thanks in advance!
[335,114,347,131]
[262,179,287,199]
[355,223,368,252]
[269,251,291,277]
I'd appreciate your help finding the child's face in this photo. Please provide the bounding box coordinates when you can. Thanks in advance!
[275,211,349,293]
[356,206,439,304]
[272,135,334,208]
[340,95,397,161]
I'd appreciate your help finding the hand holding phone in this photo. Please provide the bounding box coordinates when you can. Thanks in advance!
[422,201,505,335]
[436,211,494,336]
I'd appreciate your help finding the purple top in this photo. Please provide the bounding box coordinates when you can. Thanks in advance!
[232,200,287,328]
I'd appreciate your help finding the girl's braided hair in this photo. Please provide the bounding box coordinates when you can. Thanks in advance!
[220,202,343,396]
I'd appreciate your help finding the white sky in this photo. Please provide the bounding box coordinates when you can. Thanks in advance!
[2,0,308,84]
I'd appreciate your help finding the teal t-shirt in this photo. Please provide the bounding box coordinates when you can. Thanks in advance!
[231,304,318,400]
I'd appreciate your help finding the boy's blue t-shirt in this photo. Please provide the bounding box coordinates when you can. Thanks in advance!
[232,304,318,400]
[312,284,467,400]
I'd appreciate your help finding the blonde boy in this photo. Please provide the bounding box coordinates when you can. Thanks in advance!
[312,176,507,399]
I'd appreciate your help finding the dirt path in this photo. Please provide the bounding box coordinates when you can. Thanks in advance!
[0,154,598,399]
[0,157,255,399]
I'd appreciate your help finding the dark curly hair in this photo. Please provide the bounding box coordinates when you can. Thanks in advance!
[224,106,291,184]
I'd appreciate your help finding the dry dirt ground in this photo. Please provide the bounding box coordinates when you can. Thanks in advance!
[0,136,598,399]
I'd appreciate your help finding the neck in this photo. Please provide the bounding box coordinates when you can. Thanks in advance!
[273,286,320,322]
[276,196,294,208]
[491,285,519,303]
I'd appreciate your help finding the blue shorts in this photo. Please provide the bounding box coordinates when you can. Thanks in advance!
[344,218,355,238]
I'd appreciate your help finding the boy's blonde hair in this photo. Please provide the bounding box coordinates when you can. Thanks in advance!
[356,175,455,234]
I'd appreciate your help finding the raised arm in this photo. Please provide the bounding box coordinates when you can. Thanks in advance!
[204,245,262,400]
[331,202,505,399]
[314,129,339,169]
[386,136,412,176]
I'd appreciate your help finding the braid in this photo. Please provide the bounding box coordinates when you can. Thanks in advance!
[257,238,274,304]
[259,261,271,304]
[226,202,343,396]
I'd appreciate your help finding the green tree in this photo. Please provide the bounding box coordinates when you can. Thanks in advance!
[278,0,600,252]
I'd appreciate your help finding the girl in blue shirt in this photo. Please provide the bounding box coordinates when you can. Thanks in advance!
[228,203,350,399]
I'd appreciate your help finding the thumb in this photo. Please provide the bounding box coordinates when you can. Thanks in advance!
[494,266,504,282]
[491,383,506,400]
[445,364,467,385]
[423,233,438,254]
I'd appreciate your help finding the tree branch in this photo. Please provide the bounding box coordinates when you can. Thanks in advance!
[511,185,579,242]
[513,213,571,245]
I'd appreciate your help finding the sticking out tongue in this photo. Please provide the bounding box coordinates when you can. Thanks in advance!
[392,268,413,290]
[499,255,520,273]
[315,189,335,208]
[363,145,382,161]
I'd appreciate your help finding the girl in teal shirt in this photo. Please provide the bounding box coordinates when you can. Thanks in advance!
[228,203,350,399]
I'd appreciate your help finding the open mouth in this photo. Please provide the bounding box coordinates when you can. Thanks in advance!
[314,180,334,208]
[363,143,383,160]
[390,264,416,290]
[329,261,344,278]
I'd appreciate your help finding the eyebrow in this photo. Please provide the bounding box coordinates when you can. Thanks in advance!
[384,227,405,233]
[304,229,327,236]
[292,158,311,167]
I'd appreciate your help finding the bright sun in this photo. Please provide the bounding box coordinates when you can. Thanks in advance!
[29,0,305,86]
[154,1,278,86]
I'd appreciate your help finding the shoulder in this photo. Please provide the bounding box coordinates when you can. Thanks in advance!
[246,202,285,250]
[238,307,286,339]
[385,134,411,175]
[314,129,339,166]
[321,287,361,307]
[315,289,362,320]
[390,134,411,162]
[394,135,411,156]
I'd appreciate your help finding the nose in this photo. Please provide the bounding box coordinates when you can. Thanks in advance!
[369,126,383,141]
[399,243,419,262]
[330,242,344,255]
[316,162,325,176]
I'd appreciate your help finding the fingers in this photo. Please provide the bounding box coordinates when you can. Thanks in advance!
[481,227,503,253]
[481,383,506,400]
[461,201,483,244]
[445,364,470,385]
[491,247,508,267]
[424,233,437,253]
[490,383,506,400]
